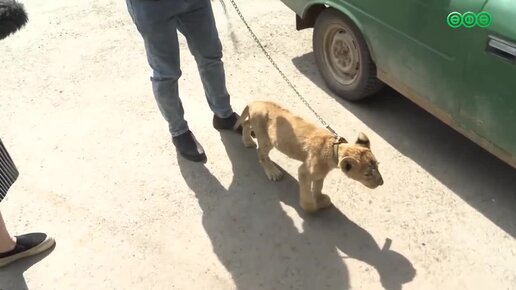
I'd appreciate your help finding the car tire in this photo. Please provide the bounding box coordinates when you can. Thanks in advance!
[313,8,383,101]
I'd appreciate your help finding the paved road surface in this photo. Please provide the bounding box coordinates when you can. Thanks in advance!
[0,0,514,289]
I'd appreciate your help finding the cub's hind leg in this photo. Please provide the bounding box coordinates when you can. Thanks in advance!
[257,138,283,181]
[242,120,256,148]
[252,123,283,181]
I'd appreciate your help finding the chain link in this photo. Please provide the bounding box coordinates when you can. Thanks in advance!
[220,0,338,136]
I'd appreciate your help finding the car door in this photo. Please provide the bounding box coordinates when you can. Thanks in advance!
[458,0,516,159]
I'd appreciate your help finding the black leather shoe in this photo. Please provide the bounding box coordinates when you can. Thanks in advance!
[172,131,206,162]
[213,113,242,135]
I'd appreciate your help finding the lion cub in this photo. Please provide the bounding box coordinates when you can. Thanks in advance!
[234,101,383,212]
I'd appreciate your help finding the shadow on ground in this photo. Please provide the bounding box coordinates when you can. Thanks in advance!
[178,132,415,290]
[292,52,516,238]
[0,243,56,290]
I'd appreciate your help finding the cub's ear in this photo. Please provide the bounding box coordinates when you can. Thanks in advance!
[355,132,370,148]
[339,157,359,172]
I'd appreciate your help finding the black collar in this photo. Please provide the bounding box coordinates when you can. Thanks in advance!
[332,136,347,164]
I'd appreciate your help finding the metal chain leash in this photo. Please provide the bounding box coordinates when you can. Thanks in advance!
[219,0,339,136]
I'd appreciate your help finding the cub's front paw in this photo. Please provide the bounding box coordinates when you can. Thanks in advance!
[264,164,283,181]
[316,194,333,209]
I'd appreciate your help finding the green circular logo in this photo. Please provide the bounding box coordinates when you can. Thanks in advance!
[447,12,463,28]
[463,11,477,28]
[477,11,492,28]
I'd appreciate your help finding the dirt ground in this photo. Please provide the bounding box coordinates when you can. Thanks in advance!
[0,0,515,289]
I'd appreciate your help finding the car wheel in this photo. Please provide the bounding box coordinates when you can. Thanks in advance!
[313,8,383,101]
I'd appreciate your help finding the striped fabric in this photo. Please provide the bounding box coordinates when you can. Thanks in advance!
[0,138,19,202]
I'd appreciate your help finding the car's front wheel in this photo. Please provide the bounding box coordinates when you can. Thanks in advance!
[313,8,383,101]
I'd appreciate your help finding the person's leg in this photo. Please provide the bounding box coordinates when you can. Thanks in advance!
[0,139,18,253]
[126,0,206,161]
[0,211,15,253]
[0,140,55,267]
[177,0,240,131]
[126,0,187,137]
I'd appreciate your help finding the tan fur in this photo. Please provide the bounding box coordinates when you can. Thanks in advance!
[235,101,384,212]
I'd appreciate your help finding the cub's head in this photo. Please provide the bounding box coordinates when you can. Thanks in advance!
[338,133,383,189]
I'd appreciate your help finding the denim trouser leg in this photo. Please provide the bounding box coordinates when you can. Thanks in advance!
[177,0,233,118]
[126,0,233,137]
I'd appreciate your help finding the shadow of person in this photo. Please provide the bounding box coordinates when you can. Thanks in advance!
[292,52,516,238]
[0,243,56,290]
[178,132,415,290]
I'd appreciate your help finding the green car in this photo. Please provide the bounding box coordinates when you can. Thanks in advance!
[280,0,516,168]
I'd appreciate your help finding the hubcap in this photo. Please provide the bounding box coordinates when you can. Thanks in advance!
[323,24,360,85]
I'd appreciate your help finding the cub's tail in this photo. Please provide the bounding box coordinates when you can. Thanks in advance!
[233,105,249,131]
[0,0,28,40]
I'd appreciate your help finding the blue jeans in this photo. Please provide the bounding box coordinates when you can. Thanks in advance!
[126,0,234,137]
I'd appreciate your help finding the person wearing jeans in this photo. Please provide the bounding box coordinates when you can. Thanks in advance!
[126,0,242,162]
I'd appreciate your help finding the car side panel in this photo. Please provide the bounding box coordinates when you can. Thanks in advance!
[459,1,516,159]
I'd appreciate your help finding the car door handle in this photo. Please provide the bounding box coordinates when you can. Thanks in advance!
[486,36,516,63]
